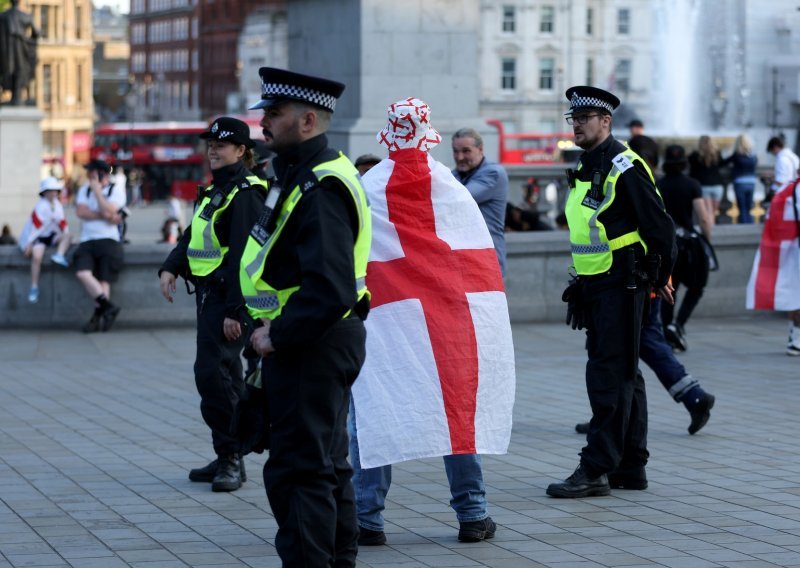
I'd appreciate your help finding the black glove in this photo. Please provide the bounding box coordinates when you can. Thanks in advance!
[562,277,585,330]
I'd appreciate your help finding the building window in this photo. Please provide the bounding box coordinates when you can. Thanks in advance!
[132,0,145,14]
[615,59,631,93]
[76,63,83,104]
[502,5,515,33]
[40,5,50,39]
[586,8,593,35]
[539,57,555,90]
[75,6,82,39]
[42,64,52,104]
[586,58,594,85]
[618,8,630,35]
[501,58,516,90]
[540,5,554,33]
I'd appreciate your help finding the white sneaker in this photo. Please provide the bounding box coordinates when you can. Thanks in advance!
[51,253,69,267]
[788,344,800,357]
[28,287,39,303]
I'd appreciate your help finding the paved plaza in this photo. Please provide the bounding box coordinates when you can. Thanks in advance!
[1,312,799,568]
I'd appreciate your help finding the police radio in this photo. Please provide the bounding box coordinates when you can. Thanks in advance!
[199,191,225,221]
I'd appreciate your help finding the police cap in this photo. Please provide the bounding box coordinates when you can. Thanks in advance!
[200,117,256,149]
[249,67,345,113]
[564,86,620,116]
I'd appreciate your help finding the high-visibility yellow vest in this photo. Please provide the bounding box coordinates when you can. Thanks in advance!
[240,152,372,320]
[565,148,658,275]
[187,175,268,277]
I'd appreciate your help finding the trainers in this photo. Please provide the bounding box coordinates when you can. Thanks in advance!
[82,310,102,333]
[665,323,688,352]
[458,517,496,543]
[28,286,39,304]
[688,392,715,435]
[547,465,610,498]
[358,527,387,546]
[101,305,121,332]
[51,253,69,267]
[788,345,800,357]
[211,455,243,492]
[575,422,590,434]
[608,466,648,490]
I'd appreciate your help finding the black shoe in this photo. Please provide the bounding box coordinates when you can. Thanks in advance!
[665,323,687,352]
[608,466,648,490]
[189,458,218,482]
[547,465,610,498]
[358,527,387,546]
[82,310,102,333]
[211,455,243,492]
[688,392,715,435]
[575,422,590,434]
[101,305,121,332]
[458,516,496,542]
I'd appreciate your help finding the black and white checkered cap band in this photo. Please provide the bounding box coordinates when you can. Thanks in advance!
[568,93,614,113]
[261,82,337,111]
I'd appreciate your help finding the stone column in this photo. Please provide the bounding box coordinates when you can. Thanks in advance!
[285,0,495,167]
[0,107,44,237]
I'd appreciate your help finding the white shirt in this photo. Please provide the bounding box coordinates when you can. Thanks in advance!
[76,182,127,242]
[773,148,800,191]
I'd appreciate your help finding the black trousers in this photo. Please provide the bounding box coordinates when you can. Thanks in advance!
[263,317,366,568]
[194,286,245,457]
[580,274,649,476]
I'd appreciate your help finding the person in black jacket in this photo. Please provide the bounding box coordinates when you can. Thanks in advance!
[547,86,676,499]
[158,117,267,492]
[243,67,370,568]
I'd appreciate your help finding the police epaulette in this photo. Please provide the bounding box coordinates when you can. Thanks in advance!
[298,171,319,194]
[239,180,250,189]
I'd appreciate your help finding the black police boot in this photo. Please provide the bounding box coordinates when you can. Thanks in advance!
[547,465,610,498]
[458,516,497,542]
[358,527,387,546]
[211,455,243,492]
[608,465,648,490]
[688,392,715,435]
[188,458,218,482]
[575,422,590,434]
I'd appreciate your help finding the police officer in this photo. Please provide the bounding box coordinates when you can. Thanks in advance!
[243,67,370,567]
[159,117,267,492]
[546,86,676,498]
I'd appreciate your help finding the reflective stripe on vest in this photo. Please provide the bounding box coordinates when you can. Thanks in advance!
[187,175,267,277]
[565,148,656,275]
[240,152,372,321]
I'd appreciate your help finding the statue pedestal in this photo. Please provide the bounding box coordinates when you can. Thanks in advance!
[0,106,43,237]
[286,0,496,168]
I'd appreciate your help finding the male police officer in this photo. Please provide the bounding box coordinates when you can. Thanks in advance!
[547,86,676,498]
[243,68,371,567]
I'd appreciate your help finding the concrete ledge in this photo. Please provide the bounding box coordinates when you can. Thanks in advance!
[0,224,764,328]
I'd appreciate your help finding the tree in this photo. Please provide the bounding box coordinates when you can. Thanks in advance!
[0,0,9,12]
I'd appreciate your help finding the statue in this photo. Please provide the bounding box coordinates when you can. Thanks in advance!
[0,0,39,106]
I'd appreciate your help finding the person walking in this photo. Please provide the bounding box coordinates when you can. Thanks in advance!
[659,144,714,352]
[546,86,676,499]
[242,67,371,567]
[766,136,800,201]
[688,135,725,224]
[722,134,758,224]
[159,117,267,493]
[452,128,509,276]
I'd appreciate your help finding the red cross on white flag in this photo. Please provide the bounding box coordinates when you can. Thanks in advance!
[746,180,800,311]
[351,148,516,469]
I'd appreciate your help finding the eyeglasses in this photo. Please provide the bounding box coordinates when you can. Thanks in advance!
[566,114,601,125]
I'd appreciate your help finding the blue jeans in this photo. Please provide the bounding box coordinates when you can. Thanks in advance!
[348,399,488,531]
[734,181,755,224]
[640,298,697,402]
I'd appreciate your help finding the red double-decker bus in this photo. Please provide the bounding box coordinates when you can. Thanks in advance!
[91,121,208,201]
[486,119,577,165]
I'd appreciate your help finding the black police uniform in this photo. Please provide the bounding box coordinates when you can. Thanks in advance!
[549,87,676,497]
[160,120,266,491]
[248,67,367,568]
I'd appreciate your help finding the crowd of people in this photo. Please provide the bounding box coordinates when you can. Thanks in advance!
[4,66,800,567]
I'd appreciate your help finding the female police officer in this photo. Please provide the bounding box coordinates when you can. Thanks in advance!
[159,117,267,492]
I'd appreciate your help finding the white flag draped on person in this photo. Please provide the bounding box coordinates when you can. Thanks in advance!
[351,97,516,470]
[746,179,800,311]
